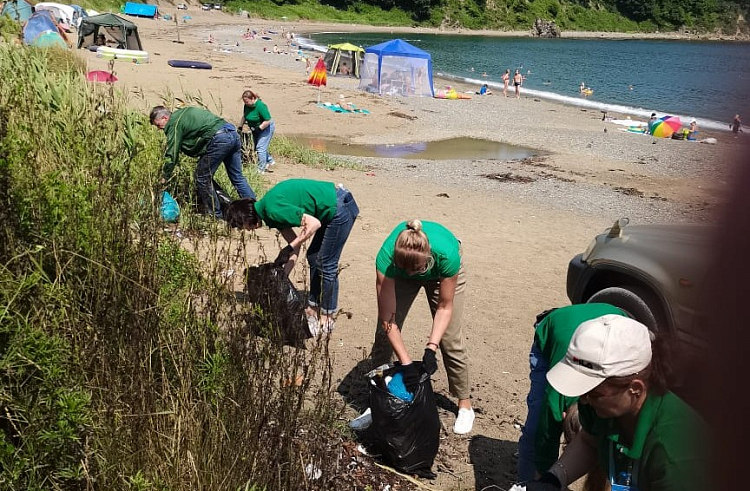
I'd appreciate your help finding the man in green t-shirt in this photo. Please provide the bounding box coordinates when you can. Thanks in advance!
[517,303,627,482]
[150,105,255,219]
[225,179,359,334]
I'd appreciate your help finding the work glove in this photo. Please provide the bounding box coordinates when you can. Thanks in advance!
[273,244,294,267]
[422,348,438,375]
[401,363,421,394]
[524,472,562,491]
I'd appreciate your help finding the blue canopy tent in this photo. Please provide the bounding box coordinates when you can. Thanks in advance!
[23,10,68,48]
[1,0,33,22]
[122,2,157,18]
[358,39,434,97]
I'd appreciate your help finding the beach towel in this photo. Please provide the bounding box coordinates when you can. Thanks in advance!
[317,102,370,114]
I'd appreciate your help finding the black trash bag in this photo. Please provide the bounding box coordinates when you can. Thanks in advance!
[368,362,440,479]
[244,263,311,346]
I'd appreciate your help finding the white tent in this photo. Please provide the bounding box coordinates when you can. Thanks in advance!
[34,2,81,27]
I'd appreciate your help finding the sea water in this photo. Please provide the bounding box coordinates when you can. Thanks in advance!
[301,32,750,131]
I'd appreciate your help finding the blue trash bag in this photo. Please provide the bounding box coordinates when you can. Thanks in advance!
[160,191,180,222]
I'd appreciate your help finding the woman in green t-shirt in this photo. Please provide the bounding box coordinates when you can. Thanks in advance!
[225,179,359,334]
[371,219,474,434]
[239,90,275,173]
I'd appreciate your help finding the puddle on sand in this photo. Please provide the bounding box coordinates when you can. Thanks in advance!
[288,136,539,161]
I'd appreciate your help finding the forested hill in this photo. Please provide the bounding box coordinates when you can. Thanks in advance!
[228,0,749,35]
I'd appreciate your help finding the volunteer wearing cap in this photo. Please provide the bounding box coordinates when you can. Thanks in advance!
[526,315,708,491]
[517,304,628,482]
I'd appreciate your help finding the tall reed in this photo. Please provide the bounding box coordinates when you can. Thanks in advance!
[0,44,345,491]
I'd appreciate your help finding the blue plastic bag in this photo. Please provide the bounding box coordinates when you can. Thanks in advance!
[160,191,180,222]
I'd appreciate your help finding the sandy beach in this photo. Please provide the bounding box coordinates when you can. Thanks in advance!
[79,10,742,489]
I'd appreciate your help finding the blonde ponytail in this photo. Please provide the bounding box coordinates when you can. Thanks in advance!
[394,220,431,271]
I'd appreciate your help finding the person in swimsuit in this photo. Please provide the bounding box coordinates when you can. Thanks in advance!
[513,69,523,98]
[502,69,510,97]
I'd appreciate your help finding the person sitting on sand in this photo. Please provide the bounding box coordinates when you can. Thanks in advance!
[687,119,699,141]
[646,112,658,134]
[272,44,280,54]
[339,62,351,76]
[477,84,492,95]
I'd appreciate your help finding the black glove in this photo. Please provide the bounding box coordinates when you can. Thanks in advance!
[273,244,294,267]
[401,363,421,394]
[422,348,438,375]
[525,472,562,491]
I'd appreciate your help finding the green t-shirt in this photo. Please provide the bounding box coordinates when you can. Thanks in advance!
[243,99,272,127]
[580,392,708,491]
[533,303,627,474]
[162,106,225,179]
[375,221,461,281]
[254,179,337,229]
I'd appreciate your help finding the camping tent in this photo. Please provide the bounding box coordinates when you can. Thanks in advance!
[122,2,157,18]
[358,39,434,97]
[323,42,364,78]
[34,2,79,27]
[23,10,68,48]
[77,13,143,51]
[1,0,33,22]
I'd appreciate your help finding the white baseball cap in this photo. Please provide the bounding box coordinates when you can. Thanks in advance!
[546,315,653,397]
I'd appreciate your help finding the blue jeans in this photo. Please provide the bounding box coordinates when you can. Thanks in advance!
[517,341,549,481]
[196,125,256,218]
[253,122,275,171]
[306,187,359,314]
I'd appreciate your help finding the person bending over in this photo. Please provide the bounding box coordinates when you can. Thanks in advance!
[225,179,359,334]
[150,105,255,219]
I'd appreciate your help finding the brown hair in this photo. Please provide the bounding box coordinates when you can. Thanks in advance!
[393,220,432,270]
[242,90,259,101]
[225,198,260,229]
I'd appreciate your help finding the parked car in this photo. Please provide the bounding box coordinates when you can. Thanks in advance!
[213,3,222,9]
[201,4,211,10]
[177,3,188,9]
[566,218,714,406]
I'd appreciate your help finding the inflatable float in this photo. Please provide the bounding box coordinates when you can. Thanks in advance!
[167,60,212,69]
[96,46,149,63]
[434,88,472,100]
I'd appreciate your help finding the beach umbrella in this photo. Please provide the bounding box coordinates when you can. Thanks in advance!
[650,115,682,138]
[307,57,327,103]
[86,70,118,83]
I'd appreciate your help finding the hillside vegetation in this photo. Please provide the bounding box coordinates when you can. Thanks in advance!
[227,0,749,34]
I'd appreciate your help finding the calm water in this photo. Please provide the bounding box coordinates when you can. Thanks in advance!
[288,135,539,160]
[300,32,750,130]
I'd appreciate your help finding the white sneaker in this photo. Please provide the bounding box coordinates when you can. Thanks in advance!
[307,314,320,337]
[349,407,372,430]
[453,408,475,434]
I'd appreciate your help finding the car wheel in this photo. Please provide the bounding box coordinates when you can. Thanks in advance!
[586,286,662,332]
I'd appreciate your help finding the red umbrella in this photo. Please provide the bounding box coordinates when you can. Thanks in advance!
[307,57,327,102]
[86,70,118,83]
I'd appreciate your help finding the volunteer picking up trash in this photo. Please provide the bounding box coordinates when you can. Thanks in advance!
[352,220,474,435]
[225,179,359,335]
[525,315,708,491]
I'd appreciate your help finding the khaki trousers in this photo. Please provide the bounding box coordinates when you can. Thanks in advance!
[370,264,470,400]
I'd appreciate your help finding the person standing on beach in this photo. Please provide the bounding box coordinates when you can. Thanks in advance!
[513,69,523,98]
[239,90,275,173]
[731,114,743,135]
[646,112,658,135]
[365,220,475,435]
[502,69,510,97]
[150,105,255,219]
[225,179,359,335]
